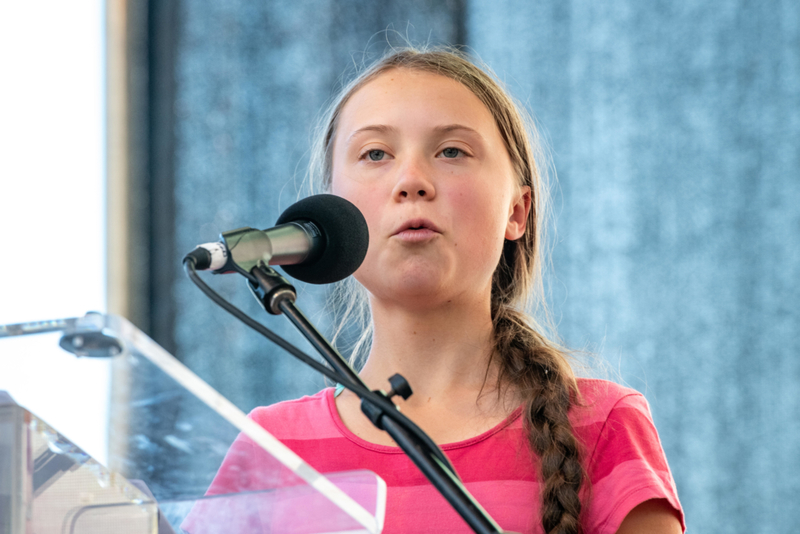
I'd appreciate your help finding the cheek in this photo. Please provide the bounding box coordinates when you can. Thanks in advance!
[330,176,384,249]
[330,163,374,206]
[332,184,385,288]
[448,186,509,238]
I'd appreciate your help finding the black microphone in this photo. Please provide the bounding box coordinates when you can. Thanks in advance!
[186,194,369,284]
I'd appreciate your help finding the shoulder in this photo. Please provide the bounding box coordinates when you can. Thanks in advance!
[571,378,653,436]
[572,379,685,533]
[571,378,663,467]
[248,387,340,441]
[576,378,646,413]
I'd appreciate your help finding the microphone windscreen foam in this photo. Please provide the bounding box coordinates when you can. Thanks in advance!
[275,194,369,284]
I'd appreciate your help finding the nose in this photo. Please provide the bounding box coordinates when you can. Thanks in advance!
[391,157,436,201]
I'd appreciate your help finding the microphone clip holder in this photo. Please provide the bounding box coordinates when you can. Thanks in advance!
[248,262,297,315]
[218,227,275,276]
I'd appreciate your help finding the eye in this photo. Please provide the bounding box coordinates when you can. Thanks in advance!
[365,149,386,161]
[440,147,462,158]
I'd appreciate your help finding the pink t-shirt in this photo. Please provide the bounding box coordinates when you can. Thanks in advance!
[195,378,684,533]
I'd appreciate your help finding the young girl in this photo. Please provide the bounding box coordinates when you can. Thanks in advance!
[201,48,685,534]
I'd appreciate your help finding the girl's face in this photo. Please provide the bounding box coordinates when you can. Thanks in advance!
[330,69,530,309]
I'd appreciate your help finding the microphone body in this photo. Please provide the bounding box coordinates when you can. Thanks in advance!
[186,194,368,285]
[191,221,323,273]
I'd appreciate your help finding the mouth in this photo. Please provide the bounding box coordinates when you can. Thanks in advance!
[392,218,442,242]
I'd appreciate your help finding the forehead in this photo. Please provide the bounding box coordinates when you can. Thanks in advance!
[334,68,500,141]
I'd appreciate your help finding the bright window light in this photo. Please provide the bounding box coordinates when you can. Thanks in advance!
[0,1,109,464]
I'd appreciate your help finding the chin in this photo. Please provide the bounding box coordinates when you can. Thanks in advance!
[360,267,449,304]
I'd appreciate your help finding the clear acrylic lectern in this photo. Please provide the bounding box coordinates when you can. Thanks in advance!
[0,313,385,534]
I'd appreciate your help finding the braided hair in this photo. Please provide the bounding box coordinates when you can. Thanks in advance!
[311,47,584,534]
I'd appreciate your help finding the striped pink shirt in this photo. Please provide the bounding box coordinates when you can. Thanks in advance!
[197,378,684,533]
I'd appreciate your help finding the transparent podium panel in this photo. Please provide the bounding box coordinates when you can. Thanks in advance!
[0,314,385,534]
[68,470,385,534]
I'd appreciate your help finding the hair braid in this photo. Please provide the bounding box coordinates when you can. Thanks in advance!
[493,305,583,534]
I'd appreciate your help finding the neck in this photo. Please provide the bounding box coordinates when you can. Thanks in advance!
[358,291,509,413]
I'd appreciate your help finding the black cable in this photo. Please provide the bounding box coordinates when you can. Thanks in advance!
[183,258,344,384]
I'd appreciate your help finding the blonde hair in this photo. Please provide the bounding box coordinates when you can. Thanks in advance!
[310,47,584,534]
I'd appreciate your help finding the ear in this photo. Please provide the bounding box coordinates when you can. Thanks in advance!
[505,186,531,241]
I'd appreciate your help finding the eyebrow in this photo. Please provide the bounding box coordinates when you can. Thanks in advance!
[346,125,396,146]
[432,124,483,138]
[345,123,483,146]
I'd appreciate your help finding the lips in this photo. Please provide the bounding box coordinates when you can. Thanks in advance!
[391,218,442,242]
